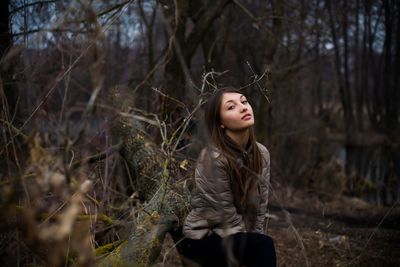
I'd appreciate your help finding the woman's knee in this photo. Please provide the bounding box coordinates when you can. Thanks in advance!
[262,234,274,244]
[251,233,275,250]
[234,232,275,249]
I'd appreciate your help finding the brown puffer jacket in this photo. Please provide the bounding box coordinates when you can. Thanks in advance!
[182,142,271,239]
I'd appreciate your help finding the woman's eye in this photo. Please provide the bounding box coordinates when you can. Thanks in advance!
[242,100,248,104]
[228,106,234,110]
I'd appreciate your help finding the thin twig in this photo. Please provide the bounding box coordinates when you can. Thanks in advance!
[284,210,310,267]
[19,0,133,131]
[244,61,271,103]
[71,142,122,169]
[346,201,397,266]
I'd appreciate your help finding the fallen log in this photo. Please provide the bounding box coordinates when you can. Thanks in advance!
[98,86,191,266]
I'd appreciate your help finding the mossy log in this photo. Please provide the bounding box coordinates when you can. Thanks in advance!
[98,87,191,266]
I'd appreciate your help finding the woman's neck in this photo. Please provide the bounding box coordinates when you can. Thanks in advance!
[225,129,250,150]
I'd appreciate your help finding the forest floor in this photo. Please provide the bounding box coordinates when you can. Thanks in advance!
[155,189,400,267]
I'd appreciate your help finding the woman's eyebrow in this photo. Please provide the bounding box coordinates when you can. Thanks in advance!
[223,95,246,107]
[240,95,249,102]
[223,99,235,107]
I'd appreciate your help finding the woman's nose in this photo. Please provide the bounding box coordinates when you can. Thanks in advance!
[240,105,247,112]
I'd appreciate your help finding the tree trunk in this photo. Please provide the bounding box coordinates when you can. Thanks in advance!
[160,0,231,126]
[382,0,399,139]
[0,0,16,122]
[393,0,400,138]
[326,0,353,135]
[98,86,191,266]
[354,0,364,130]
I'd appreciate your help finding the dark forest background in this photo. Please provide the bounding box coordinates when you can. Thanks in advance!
[0,0,399,266]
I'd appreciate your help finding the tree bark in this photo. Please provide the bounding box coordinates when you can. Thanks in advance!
[0,0,16,122]
[161,0,232,125]
[326,0,354,135]
[354,0,364,130]
[98,86,191,266]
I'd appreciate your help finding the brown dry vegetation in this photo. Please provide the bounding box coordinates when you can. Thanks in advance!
[155,191,400,267]
[1,0,400,266]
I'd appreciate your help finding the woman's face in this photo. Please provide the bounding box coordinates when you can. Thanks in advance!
[219,92,254,131]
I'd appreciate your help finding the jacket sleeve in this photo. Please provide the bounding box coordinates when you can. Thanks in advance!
[192,149,245,235]
[254,145,271,234]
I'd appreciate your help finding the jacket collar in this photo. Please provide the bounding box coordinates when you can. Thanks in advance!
[208,141,255,158]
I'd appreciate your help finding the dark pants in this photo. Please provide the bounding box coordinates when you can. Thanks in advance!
[178,232,276,267]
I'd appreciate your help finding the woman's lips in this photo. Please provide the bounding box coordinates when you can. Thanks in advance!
[242,114,252,120]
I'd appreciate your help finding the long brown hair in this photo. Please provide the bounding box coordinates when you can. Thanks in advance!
[204,87,263,210]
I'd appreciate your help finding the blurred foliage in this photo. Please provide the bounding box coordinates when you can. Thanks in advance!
[1,0,399,266]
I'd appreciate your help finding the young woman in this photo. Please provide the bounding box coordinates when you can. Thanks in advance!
[179,87,276,267]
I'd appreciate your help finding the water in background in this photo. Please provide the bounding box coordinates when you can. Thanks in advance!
[337,144,400,205]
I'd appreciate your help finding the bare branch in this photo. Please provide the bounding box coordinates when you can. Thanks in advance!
[9,0,57,15]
